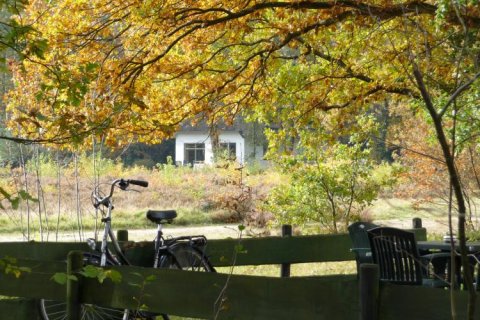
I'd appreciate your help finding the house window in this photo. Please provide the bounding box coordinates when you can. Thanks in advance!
[219,142,236,160]
[184,143,205,165]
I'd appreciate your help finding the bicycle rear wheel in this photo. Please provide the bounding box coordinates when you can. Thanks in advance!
[39,252,150,320]
[159,242,214,272]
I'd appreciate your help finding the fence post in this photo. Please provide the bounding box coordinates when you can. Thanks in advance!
[412,218,422,229]
[359,263,379,320]
[67,250,83,320]
[280,225,292,278]
[117,229,129,242]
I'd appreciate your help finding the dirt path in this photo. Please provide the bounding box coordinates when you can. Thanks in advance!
[0,217,454,242]
[0,224,244,242]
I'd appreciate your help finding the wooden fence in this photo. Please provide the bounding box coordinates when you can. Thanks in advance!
[0,221,478,319]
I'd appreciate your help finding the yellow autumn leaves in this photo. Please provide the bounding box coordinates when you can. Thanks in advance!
[4,0,478,149]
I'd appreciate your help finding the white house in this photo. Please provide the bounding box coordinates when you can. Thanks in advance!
[175,130,245,165]
[175,122,265,166]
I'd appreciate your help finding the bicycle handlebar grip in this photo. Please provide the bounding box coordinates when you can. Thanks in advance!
[128,179,149,187]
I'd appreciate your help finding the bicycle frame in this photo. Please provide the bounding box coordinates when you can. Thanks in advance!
[153,223,164,268]
[90,178,213,271]
[90,179,133,267]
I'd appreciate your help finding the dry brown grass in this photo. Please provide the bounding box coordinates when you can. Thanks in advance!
[0,162,281,235]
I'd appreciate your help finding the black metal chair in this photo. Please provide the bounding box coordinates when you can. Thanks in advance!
[367,227,451,287]
[348,221,378,275]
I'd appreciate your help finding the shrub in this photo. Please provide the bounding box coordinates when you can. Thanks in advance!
[265,135,401,233]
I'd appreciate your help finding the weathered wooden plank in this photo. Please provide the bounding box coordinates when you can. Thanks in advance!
[0,228,424,267]
[0,256,473,320]
[0,298,40,320]
[412,228,427,241]
[127,227,425,266]
[205,234,355,266]
[0,234,357,266]
[379,283,480,319]
[360,264,380,320]
[81,265,360,320]
[0,259,65,301]
[124,235,356,266]
[0,242,89,261]
[0,256,360,319]
[67,251,83,320]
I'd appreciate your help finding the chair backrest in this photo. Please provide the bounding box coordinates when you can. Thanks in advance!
[348,221,378,269]
[367,227,423,285]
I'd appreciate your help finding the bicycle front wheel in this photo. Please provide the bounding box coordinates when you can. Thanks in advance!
[39,252,150,320]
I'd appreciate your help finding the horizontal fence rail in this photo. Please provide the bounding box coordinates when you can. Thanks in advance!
[206,227,426,267]
[0,256,359,319]
[0,258,477,319]
[0,227,427,267]
[379,283,480,319]
[0,234,359,267]
[81,266,360,319]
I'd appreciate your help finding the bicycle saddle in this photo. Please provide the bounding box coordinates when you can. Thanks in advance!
[146,210,177,224]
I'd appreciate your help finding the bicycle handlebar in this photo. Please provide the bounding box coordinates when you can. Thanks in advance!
[93,178,149,209]
[127,179,149,187]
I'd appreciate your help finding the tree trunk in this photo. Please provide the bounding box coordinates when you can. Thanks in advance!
[413,67,476,319]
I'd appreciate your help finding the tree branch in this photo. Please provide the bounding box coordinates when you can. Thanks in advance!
[439,71,480,118]
[412,63,438,120]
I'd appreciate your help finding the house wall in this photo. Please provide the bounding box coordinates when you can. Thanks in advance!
[175,132,213,164]
[218,131,245,164]
[175,131,245,165]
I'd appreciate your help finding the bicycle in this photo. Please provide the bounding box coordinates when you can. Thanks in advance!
[39,178,215,320]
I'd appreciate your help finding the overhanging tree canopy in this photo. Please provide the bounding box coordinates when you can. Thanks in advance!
[6,0,479,146]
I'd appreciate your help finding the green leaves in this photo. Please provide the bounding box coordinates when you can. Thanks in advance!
[234,244,247,254]
[128,272,157,312]
[129,271,156,284]
[0,187,37,210]
[0,256,31,279]
[51,273,77,285]
[80,265,122,284]
[47,62,99,108]
[0,1,48,64]
[52,265,122,285]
